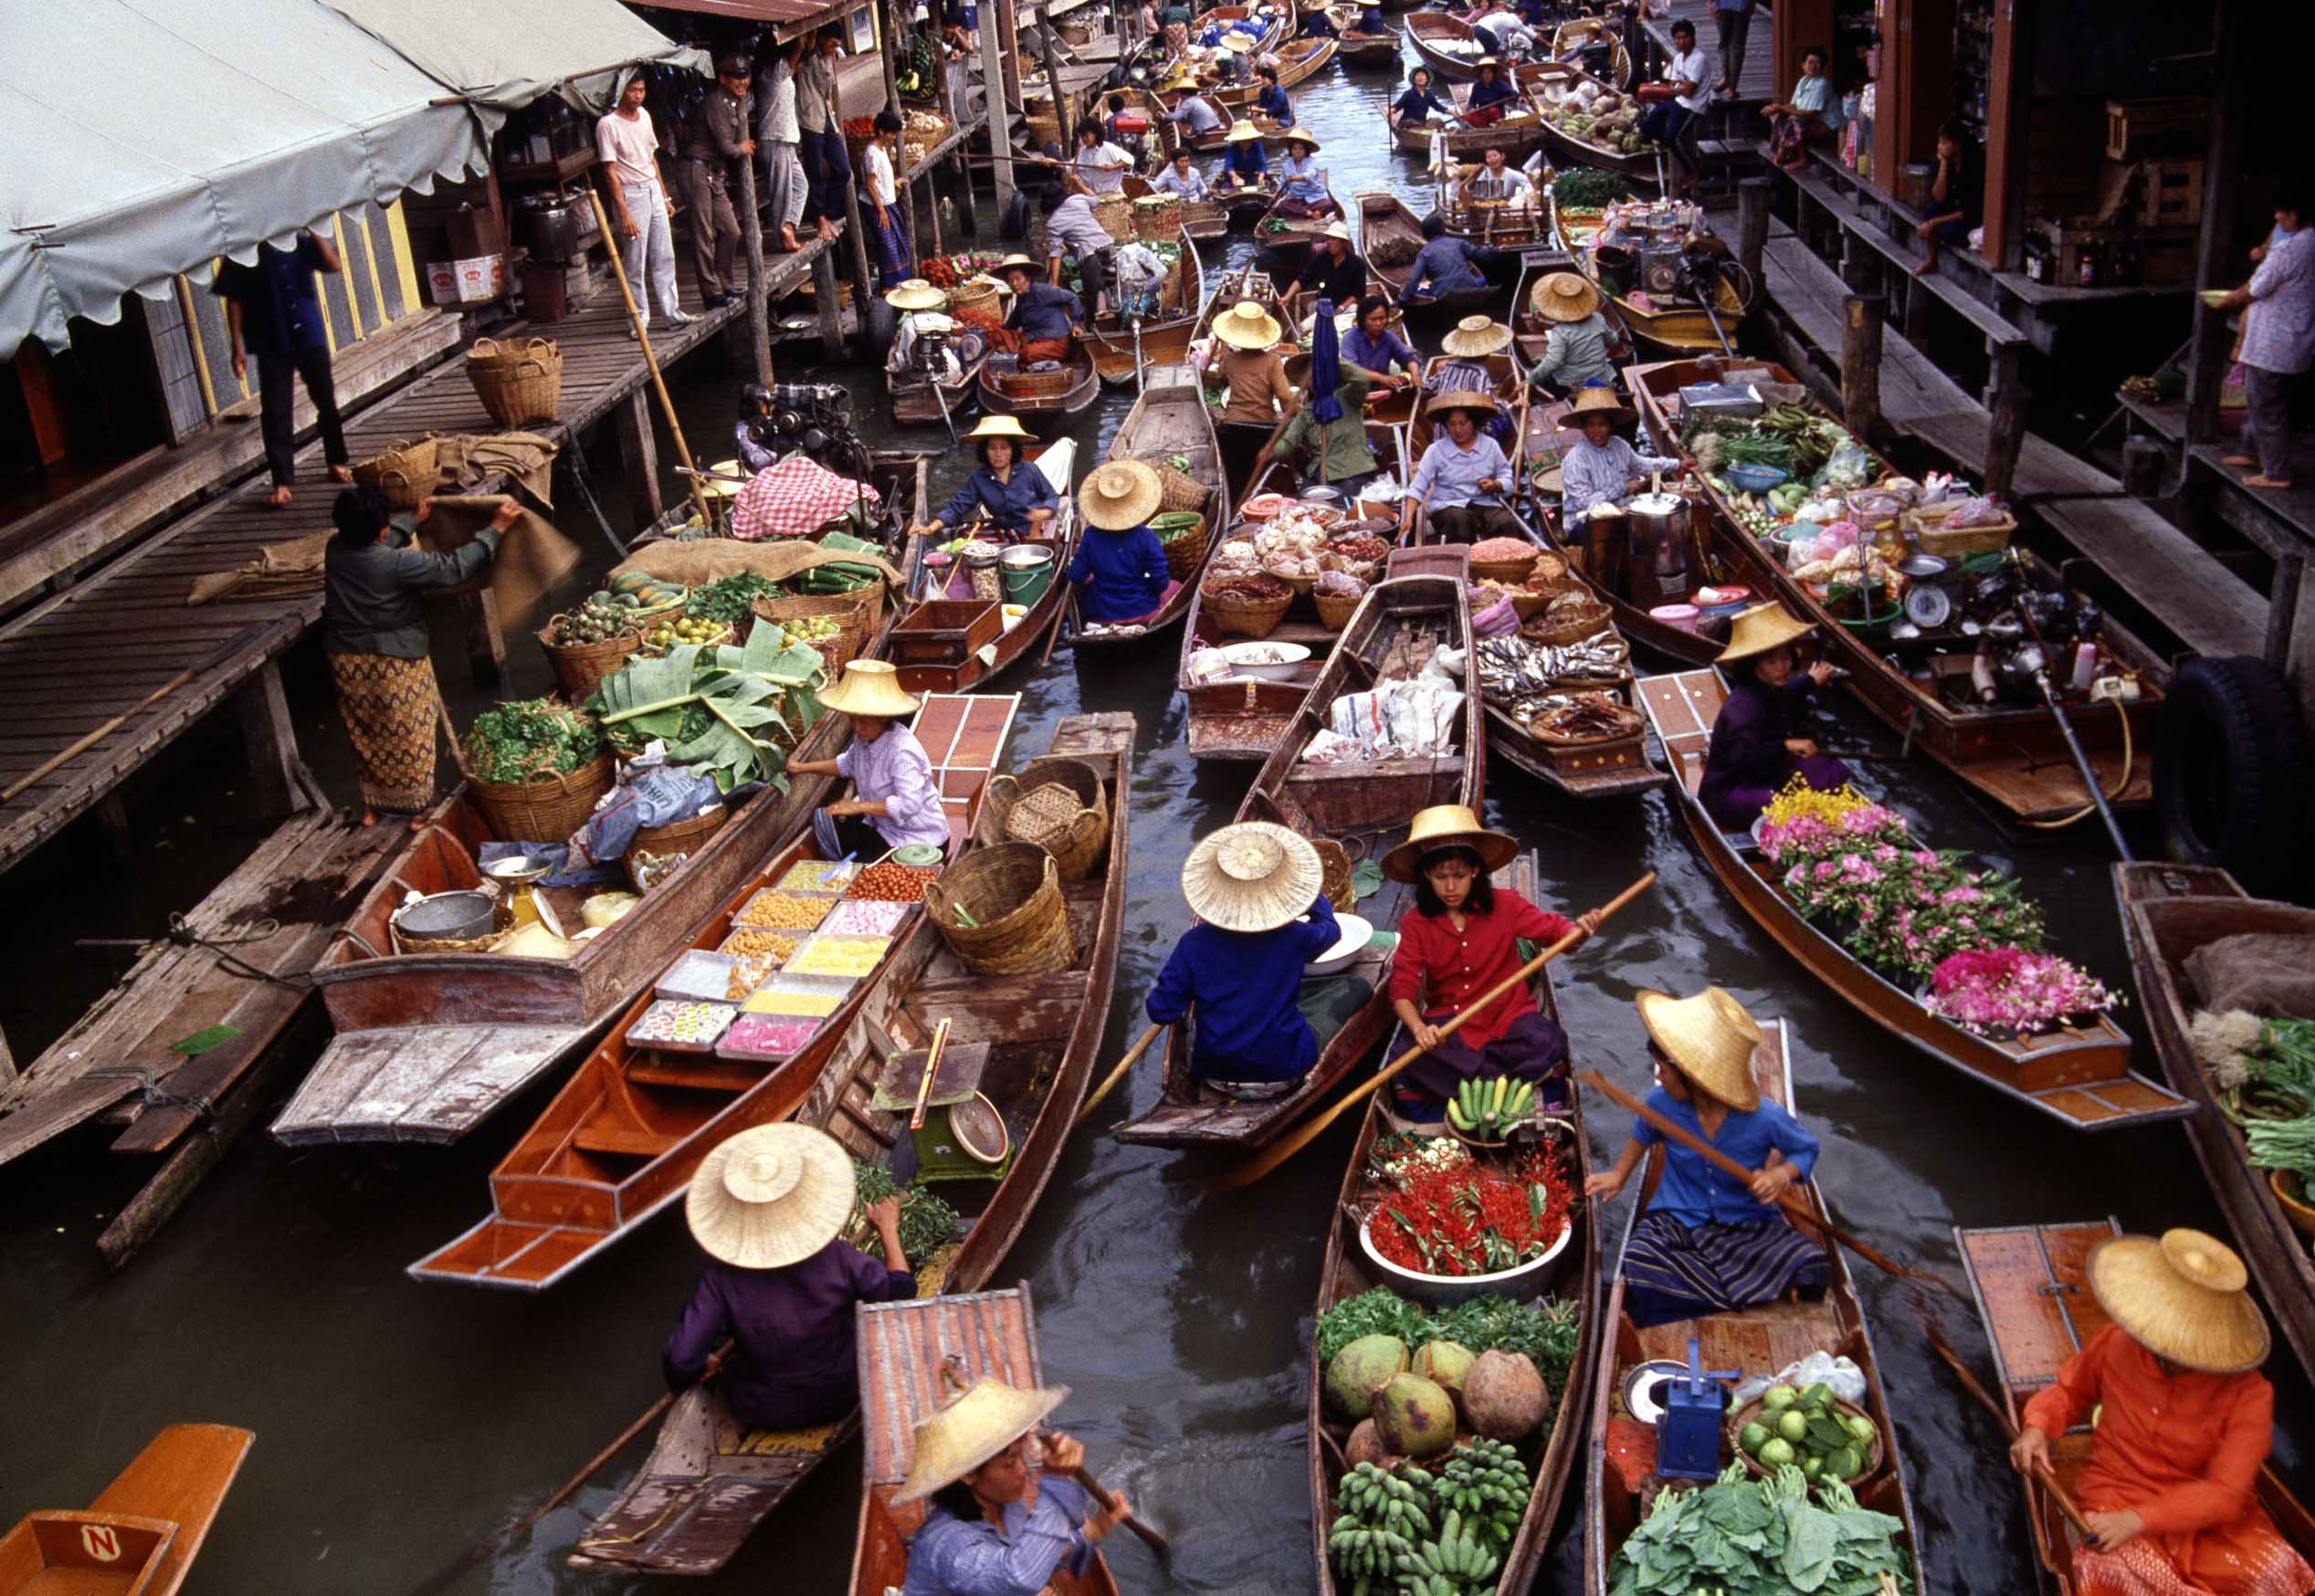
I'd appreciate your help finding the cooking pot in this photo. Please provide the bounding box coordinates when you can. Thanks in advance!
[392,889,497,945]
[1592,245,1637,299]
[520,192,584,264]
[1625,491,1691,582]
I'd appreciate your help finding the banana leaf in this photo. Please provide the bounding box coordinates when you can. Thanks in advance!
[595,635,829,793]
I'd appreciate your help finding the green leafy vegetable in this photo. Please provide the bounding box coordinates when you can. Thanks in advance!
[1315,1286,1431,1366]
[588,628,826,793]
[1551,168,1628,209]
[466,698,603,783]
[686,572,782,625]
[1312,1288,1579,1400]
[852,1160,963,1270]
[1607,1464,1913,1596]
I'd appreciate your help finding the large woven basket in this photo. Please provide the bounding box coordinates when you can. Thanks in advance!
[466,336,563,428]
[752,586,880,676]
[1315,588,1363,631]
[353,435,437,510]
[925,844,1076,975]
[626,804,729,887]
[468,750,615,844]
[1150,462,1209,514]
[1132,194,1183,241]
[1093,194,1136,241]
[1158,515,1209,581]
[1470,552,1539,584]
[1522,598,1614,647]
[949,277,1003,319]
[979,758,1110,879]
[1205,585,1293,639]
[997,363,1078,399]
[1906,506,2016,557]
[538,619,642,700]
[1312,835,1353,909]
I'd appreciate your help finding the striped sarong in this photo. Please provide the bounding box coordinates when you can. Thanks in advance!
[1620,1211,1828,1329]
[327,651,441,814]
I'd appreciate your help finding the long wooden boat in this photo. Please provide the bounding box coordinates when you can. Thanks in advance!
[403,693,1021,1291]
[1358,190,1491,312]
[1584,1018,1920,1592]
[1100,86,1228,156]
[1236,35,1342,117]
[2115,861,2315,1383]
[1257,184,1347,278]
[1125,572,1480,1141]
[1201,2,1292,60]
[1390,64,1560,161]
[1552,15,1632,88]
[1404,10,1490,79]
[1305,853,1600,1592]
[275,609,901,1147]
[979,344,1100,436]
[1637,668,2189,1130]
[1628,356,2173,819]
[1327,7,1403,65]
[1532,66,1661,182]
[1086,226,1206,384]
[1553,194,1745,358]
[1957,1217,2315,1596]
[567,716,1131,1576]
[0,1424,253,1596]
[1079,366,1230,646]
[889,440,1081,694]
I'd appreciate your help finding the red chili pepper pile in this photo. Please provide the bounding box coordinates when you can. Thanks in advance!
[1367,1145,1570,1278]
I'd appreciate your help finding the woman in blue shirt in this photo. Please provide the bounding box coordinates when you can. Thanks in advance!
[1253,65,1293,123]
[1217,120,1269,191]
[1274,130,1333,218]
[1389,68,1456,132]
[1147,823,1349,1093]
[1584,987,1828,1328]
[911,415,1058,538]
[1340,294,1419,391]
[1466,58,1520,125]
[1067,461,1173,625]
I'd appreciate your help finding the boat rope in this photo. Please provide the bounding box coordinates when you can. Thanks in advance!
[2021,696,2132,832]
[79,1065,219,1124]
[156,911,314,991]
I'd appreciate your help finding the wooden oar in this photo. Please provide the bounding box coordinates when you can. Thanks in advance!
[1068,1463,1173,1557]
[1215,872,1655,1191]
[1575,1067,1968,1301]
[1077,1023,1165,1127]
[1921,1325,2099,1538]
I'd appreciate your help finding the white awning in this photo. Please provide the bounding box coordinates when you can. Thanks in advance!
[316,0,711,118]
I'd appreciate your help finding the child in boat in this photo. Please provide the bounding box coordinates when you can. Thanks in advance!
[1145,823,1352,1097]
[2009,1228,2314,1596]
[1584,987,1828,1328]
[1068,461,1174,626]
[1697,604,1852,831]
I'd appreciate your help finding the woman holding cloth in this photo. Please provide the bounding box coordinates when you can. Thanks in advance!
[788,659,952,860]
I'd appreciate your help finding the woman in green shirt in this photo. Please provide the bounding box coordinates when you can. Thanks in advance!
[1254,363,1379,497]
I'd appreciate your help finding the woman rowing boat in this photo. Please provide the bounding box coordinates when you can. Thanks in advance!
[1697,603,1852,831]
[2008,1229,2315,1596]
[1583,987,1828,1328]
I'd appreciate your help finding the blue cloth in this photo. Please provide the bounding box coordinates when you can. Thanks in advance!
[1067,523,1170,621]
[937,463,1060,531]
[1256,82,1292,121]
[211,236,330,357]
[1310,298,1343,423]
[1341,321,1419,376]
[1222,140,1268,182]
[1004,279,1084,344]
[587,767,725,862]
[1631,1086,1820,1225]
[904,1477,1093,1596]
[1399,236,1494,304]
[1147,896,1342,1082]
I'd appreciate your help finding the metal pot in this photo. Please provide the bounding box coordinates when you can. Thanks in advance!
[1593,245,1638,299]
[392,889,497,944]
[1626,491,1691,581]
[519,192,583,264]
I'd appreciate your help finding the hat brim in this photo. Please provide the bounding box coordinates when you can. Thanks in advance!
[1080,465,1164,530]
[1380,826,1518,884]
[2087,1234,2270,1374]
[887,286,949,310]
[685,1124,857,1269]
[1425,391,1500,417]
[1182,823,1324,930]
[1533,277,1601,322]
[1215,315,1285,350]
[964,415,1036,444]
[1568,396,1635,425]
[1635,989,1761,1111]
[818,674,923,719]
[1717,606,1816,664]
[891,1381,1073,1504]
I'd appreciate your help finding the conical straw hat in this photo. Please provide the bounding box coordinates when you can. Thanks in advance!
[886,278,950,311]
[1532,271,1600,322]
[816,658,922,719]
[963,414,1036,444]
[1281,126,1322,151]
[1226,118,1264,143]
[1568,385,1633,425]
[892,1378,1074,1504]
[1080,460,1163,530]
[1381,803,1517,883]
[1716,603,1815,665]
[1323,220,1354,242]
[685,1123,857,1269]
[1440,316,1510,356]
[2089,1228,2270,1373]
[1636,987,1763,1111]
[1182,821,1324,930]
[1213,299,1284,350]
[1424,388,1500,419]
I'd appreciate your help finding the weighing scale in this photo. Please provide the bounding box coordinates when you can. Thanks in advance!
[871,1029,1014,1185]
[1655,1338,1740,1480]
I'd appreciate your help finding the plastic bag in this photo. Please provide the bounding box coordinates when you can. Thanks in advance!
[1471,594,1521,636]
[1730,1350,1867,1409]
[1814,441,1876,491]
[1941,496,2009,529]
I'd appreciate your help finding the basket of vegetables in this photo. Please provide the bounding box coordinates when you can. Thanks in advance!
[1152,510,1208,581]
[464,698,614,843]
[750,588,878,675]
[539,606,644,699]
[640,614,735,655]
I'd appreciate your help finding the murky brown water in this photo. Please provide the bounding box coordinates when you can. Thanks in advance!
[2,56,2305,1596]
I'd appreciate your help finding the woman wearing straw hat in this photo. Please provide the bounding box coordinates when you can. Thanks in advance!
[1146,822,1359,1094]
[789,659,952,858]
[1216,118,1270,193]
[1522,271,1619,396]
[1464,58,1520,127]
[1279,221,1365,320]
[1208,299,1298,491]
[1256,347,1381,499]
[1403,391,1519,543]
[1383,804,1599,1120]
[1698,603,1851,831]
[987,254,1089,365]
[2009,1230,2313,1594]
[1420,316,1517,441]
[661,1124,918,1429]
[1584,988,1828,1328]
[911,415,1059,541]
[1558,383,1685,524]
[1274,128,1335,219]
[1068,461,1174,625]
[895,1379,1133,1596]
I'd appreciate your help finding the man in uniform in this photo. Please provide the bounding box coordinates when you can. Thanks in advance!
[682,56,756,309]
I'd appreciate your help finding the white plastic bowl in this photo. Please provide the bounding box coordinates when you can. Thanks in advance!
[1219,640,1311,681]
[1358,1207,1573,1307]
[1306,912,1373,976]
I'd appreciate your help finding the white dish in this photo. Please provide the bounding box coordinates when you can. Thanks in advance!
[1218,640,1311,681]
[1306,912,1373,976]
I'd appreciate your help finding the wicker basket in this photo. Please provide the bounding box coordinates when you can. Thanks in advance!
[1470,553,1539,583]
[996,363,1079,399]
[468,751,616,844]
[925,844,1076,975]
[1205,585,1294,638]
[1093,194,1136,242]
[976,755,1110,855]
[466,336,563,428]
[1312,835,1353,910]
[949,277,1004,319]
[1158,516,1209,581]
[1906,506,2017,557]
[538,620,642,700]
[353,436,438,510]
[1132,194,1184,241]
[625,805,730,887]
[1315,589,1363,631]
[1522,598,1614,647]
[1149,461,1210,514]
[752,587,879,677]
[1508,582,1577,621]
[992,766,1110,880]
[635,619,736,657]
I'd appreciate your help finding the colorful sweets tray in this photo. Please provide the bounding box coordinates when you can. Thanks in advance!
[626,998,738,1052]
[717,1013,825,1063]
[786,933,893,980]
[820,898,914,938]
[736,889,836,930]
[777,859,859,894]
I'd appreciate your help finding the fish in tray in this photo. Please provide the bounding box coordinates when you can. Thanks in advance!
[1475,634,1631,701]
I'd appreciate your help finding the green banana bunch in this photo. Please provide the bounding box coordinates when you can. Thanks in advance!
[1446,1076,1535,1140]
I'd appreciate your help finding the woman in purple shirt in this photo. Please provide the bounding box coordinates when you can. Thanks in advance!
[791,659,954,859]
[662,1123,918,1428]
[1695,604,1849,831]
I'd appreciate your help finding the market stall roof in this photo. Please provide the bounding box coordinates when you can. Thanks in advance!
[632,0,876,46]
[0,0,486,356]
[317,0,711,117]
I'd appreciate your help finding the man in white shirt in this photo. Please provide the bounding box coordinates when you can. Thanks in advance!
[1472,3,1535,61]
[1640,19,1711,157]
[2219,191,2315,490]
[1458,145,1533,209]
[1074,124,1134,194]
[595,75,692,331]
[758,42,807,252]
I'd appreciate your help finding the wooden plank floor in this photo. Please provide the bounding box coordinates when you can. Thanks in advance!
[0,234,846,878]
[1636,0,1777,104]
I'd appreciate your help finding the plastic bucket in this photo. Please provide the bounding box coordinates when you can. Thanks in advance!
[1000,547,1057,607]
[1594,245,1637,299]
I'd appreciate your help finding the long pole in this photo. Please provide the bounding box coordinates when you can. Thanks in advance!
[1076,1022,1165,1126]
[736,85,774,385]
[1068,1464,1173,1557]
[1922,1328,2099,1539]
[2011,586,2131,859]
[1035,4,1076,152]
[588,186,714,528]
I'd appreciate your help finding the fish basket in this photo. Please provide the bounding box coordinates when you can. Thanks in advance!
[1154,513,1210,580]
[1906,507,2017,558]
[1132,194,1184,241]
[752,587,879,675]
[1314,588,1363,631]
[1205,584,1294,638]
[468,750,616,844]
[1469,552,1539,583]
[537,619,643,699]
[1093,194,1136,242]
[984,761,1110,879]
[924,843,1076,975]
[1151,462,1211,515]
[353,435,438,510]
[1521,597,1613,647]
[465,336,563,428]
[1312,835,1353,909]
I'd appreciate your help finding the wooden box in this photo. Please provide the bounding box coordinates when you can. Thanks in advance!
[2105,97,2208,162]
[2136,159,2205,230]
[889,599,1001,667]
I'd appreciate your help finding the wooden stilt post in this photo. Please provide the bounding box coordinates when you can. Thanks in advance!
[980,0,1016,211]
[234,659,310,821]
[813,242,846,352]
[2183,0,2246,471]
[1983,337,2026,503]
[1736,174,1774,294]
[1034,5,1075,152]
[615,387,663,527]
[736,83,774,385]
[1841,293,1884,443]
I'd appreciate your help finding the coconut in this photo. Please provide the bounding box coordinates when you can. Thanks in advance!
[1372,1372,1457,1458]
[1412,1339,1477,1403]
[1463,1349,1549,1440]
[1344,1418,1392,1468]
[1325,1334,1410,1421]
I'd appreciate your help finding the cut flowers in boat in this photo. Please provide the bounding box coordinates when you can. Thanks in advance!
[1920,947,2118,1039]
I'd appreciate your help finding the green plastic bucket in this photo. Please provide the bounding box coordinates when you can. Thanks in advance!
[1000,546,1058,608]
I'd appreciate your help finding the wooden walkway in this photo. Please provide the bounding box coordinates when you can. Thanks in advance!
[1636,0,1777,104]
[0,234,844,879]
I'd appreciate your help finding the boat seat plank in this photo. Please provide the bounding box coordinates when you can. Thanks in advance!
[572,1124,682,1159]
[908,971,1093,1045]
[271,1023,584,1144]
[626,1060,763,1092]
[1635,1299,1841,1377]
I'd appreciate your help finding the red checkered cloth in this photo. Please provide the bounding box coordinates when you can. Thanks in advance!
[729,457,883,541]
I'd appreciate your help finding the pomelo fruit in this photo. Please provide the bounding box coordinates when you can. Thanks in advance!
[1326,1334,1409,1420]
[1372,1373,1457,1458]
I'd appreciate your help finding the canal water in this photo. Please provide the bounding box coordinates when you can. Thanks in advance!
[2,53,2304,1596]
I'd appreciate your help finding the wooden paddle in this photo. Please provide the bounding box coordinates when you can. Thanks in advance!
[1921,1325,2099,1538]
[1575,1067,1968,1301]
[1214,872,1655,1191]
[1068,1463,1173,1557]
[1077,1023,1166,1127]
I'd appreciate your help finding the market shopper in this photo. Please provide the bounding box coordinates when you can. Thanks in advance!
[910,414,1059,537]
[1584,987,1828,1328]
[1764,46,1841,171]
[2219,190,2315,492]
[1147,822,1348,1093]
[1217,119,1270,192]
[322,487,511,828]
[1523,271,1619,394]
[596,74,695,331]
[213,229,356,509]
[864,109,912,289]
[662,1124,916,1429]
[1558,385,1683,522]
[1697,604,1852,830]
[1277,222,1365,319]
[1911,120,1982,278]
[1399,214,1501,309]
[1340,294,1419,389]
[679,56,755,310]
[1639,19,1712,173]
[789,660,952,858]
[1405,393,1520,541]
[2008,1229,2315,1596]
[1068,462,1174,625]
[759,41,809,252]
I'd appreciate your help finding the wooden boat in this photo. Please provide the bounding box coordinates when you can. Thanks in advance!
[404,694,1022,1291]
[847,1286,1120,1596]
[1390,63,1559,162]
[889,440,1081,694]
[573,717,1131,1576]
[1584,1019,1920,1593]
[1405,10,1490,79]
[2116,861,2315,1382]
[275,610,900,1147]
[1552,15,1631,88]
[1957,1217,2315,1596]
[1532,66,1663,183]
[1201,1,1292,59]
[1554,194,1746,359]
[1358,190,1489,313]
[1125,572,1481,1139]
[1510,246,1630,369]
[1085,226,1206,385]
[888,336,986,425]
[1628,356,2174,819]
[978,343,1100,435]
[0,1424,253,1596]
[1077,367,1229,646]
[1637,668,2189,1130]
[1306,854,1600,1593]
[1327,6,1403,65]
[1257,184,1347,278]
[1228,35,1341,117]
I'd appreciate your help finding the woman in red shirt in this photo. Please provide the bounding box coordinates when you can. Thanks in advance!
[1384,805,1598,1120]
